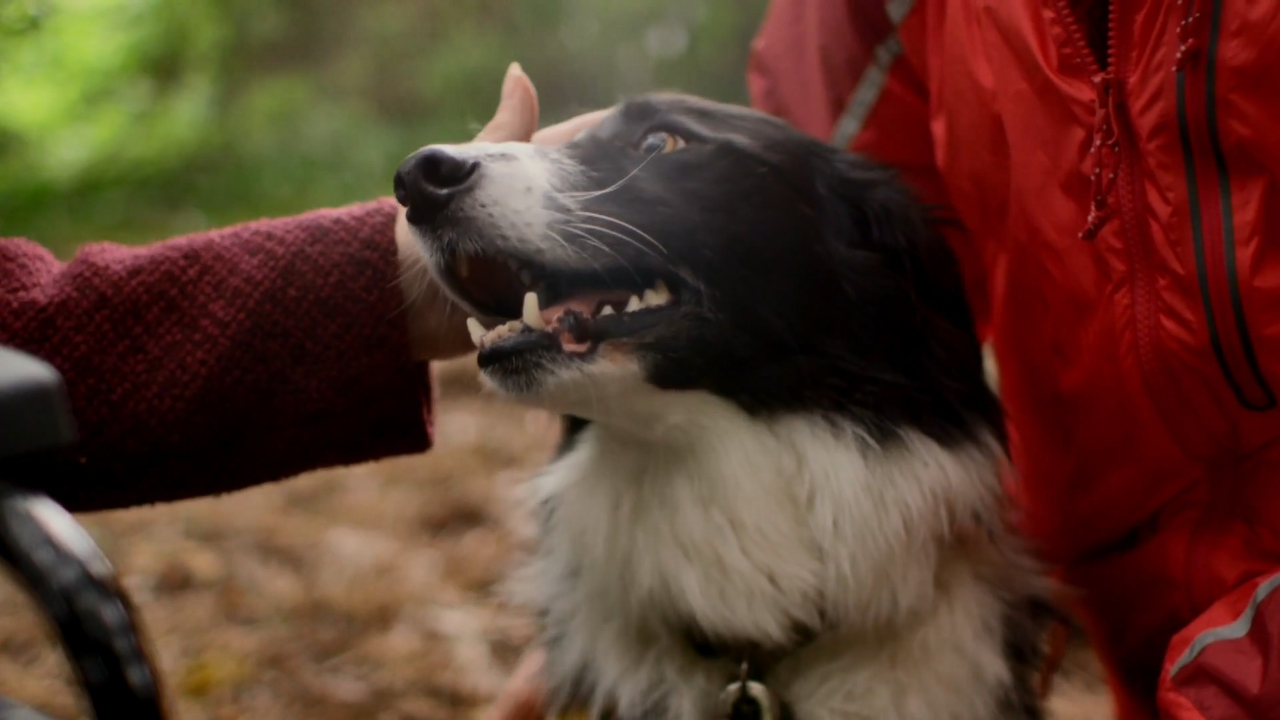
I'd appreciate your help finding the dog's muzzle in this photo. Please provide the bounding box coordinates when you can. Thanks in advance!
[393,147,480,225]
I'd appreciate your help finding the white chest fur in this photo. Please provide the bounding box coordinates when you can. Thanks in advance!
[517,391,1027,720]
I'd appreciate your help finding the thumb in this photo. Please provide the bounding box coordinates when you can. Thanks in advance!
[475,62,539,143]
[484,648,548,720]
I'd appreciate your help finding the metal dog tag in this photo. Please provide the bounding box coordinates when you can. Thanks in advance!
[718,678,779,720]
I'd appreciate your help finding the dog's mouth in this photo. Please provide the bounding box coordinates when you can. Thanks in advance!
[436,249,686,366]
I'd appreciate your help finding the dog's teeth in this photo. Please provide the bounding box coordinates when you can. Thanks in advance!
[472,319,525,349]
[523,292,546,329]
[598,305,616,316]
[641,280,671,308]
[625,295,643,312]
[466,317,485,347]
[480,321,521,347]
[456,255,470,278]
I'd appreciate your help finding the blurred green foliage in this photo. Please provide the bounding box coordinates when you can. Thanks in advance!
[0,0,768,255]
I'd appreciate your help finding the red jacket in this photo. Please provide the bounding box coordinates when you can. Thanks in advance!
[749,2,1280,719]
[0,198,433,511]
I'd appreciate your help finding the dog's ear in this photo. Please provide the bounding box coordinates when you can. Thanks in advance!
[816,152,975,332]
[815,150,995,414]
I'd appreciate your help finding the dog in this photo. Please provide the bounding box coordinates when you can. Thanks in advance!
[394,94,1056,720]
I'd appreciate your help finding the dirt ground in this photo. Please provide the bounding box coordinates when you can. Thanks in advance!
[0,357,1115,720]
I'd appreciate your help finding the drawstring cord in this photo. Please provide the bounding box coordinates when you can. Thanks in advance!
[1080,71,1119,241]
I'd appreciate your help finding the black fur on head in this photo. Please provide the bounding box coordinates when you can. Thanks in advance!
[397,93,1002,447]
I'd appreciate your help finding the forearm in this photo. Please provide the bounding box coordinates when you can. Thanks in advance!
[0,198,433,511]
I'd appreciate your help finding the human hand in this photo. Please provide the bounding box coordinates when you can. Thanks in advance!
[396,62,540,361]
[484,647,548,720]
[396,64,612,361]
[531,107,611,146]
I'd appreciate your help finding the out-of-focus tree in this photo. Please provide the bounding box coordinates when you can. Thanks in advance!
[0,0,767,254]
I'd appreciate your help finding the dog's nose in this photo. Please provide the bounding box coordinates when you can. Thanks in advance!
[393,147,481,223]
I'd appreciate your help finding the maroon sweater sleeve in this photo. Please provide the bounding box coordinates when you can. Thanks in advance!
[0,197,433,512]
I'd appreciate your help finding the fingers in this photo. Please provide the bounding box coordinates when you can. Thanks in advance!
[532,108,611,146]
[474,62,540,143]
[476,61,608,146]
[395,209,474,361]
[484,647,548,720]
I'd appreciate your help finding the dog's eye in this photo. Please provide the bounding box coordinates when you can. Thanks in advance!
[638,131,686,155]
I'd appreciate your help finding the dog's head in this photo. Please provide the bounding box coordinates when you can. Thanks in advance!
[395,94,999,443]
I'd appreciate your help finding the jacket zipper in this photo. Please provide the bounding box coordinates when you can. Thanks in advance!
[1055,0,1163,404]
[1174,0,1276,410]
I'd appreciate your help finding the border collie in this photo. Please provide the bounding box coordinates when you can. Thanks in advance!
[394,94,1054,720]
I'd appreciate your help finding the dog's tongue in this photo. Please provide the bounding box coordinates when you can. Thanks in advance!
[539,291,631,326]
[472,283,672,356]
[527,291,630,354]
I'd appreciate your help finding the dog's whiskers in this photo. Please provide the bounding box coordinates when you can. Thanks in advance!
[572,211,666,256]
[565,222,663,263]
[545,228,609,276]
[559,149,660,201]
[542,223,593,263]
[558,225,643,282]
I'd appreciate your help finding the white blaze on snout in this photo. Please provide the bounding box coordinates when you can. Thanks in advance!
[416,140,584,263]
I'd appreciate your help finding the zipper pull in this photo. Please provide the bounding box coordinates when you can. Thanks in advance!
[1081,71,1119,241]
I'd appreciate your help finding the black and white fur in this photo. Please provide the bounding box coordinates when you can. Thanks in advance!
[394,94,1054,720]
